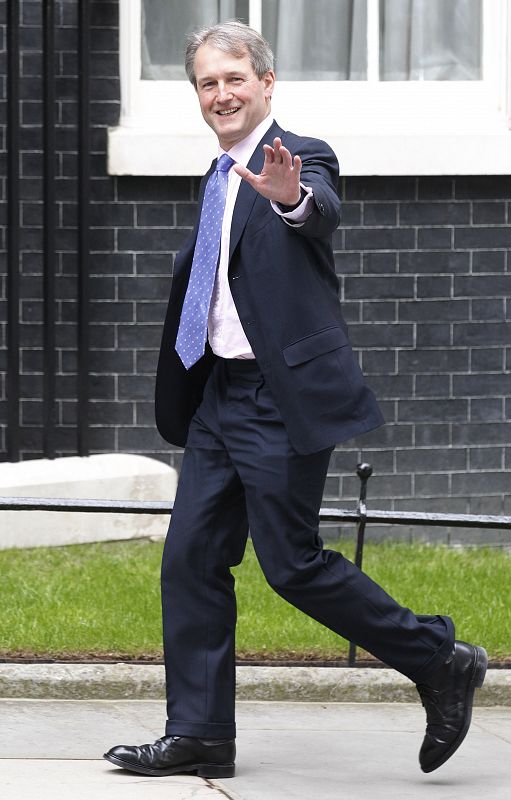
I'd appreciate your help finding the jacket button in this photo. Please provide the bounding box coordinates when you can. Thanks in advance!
[318,203,325,214]
[231,274,240,280]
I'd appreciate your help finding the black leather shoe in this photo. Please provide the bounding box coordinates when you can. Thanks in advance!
[416,640,487,773]
[103,735,235,778]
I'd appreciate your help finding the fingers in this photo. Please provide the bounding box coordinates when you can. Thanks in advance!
[272,138,291,167]
[233,162,258,188]
[267,138,299,171]
[263,143,275,164]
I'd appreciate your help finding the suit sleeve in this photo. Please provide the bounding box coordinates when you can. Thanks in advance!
[280,133,341,239]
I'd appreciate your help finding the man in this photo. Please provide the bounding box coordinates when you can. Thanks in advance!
[104,21,486,780]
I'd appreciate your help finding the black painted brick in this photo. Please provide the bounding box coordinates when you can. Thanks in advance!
[470,398,505,422]
[345,227,415,251]
[456,275,511,297]
[118,276,171,301]
[399,202,469,226]
[118,228,188,252]
[452,471,510,495]
[399,299,468,321]
[349,323,414,348]
[453,322,509,346]
[334,252,360,275]
[472,250,507,273]
[367,375,413,399]
[455,177,511,200]
[417,275,452,298]
[397,448,466,472]
[345,275,414,300]
[417,227,452,249]
[117,177,192,202]
[471,348,504,372]
[338,202,362,226]
[415,374,450,397]
[414,473,450,496]
[415,323,451,347]
[414,424,451,446]
[398,349,468,373]
[361,350,396,375]
[469,447,503,470]
[363,203,397,226]
[344,177,416,201]
[362,252,397,274]
[455,226,511,249]
[471,298,505,321]
[362,301,397,322]
[452,423,511,446]
[473,202,507,224]
[398,399,468,423]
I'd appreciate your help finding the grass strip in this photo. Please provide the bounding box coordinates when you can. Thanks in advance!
[0,538,509,659]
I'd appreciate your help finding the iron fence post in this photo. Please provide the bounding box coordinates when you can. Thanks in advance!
[348,462,373,666]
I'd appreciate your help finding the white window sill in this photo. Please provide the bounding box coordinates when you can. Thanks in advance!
[107,127,511,176]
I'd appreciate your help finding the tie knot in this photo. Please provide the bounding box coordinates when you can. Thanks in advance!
[216,154,235,173]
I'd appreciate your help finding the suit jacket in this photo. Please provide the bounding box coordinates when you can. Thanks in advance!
[155,120,384,454]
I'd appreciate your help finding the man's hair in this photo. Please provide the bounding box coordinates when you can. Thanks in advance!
[185,20,274,87]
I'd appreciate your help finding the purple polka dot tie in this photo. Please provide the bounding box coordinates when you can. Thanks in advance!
[175,153,235,369]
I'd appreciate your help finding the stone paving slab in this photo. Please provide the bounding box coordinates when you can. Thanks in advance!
[1,761,233,800]
[0,700,510,800]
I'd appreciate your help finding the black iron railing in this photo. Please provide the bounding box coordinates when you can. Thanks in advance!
[6,0,91,460]
[1,464,510,666]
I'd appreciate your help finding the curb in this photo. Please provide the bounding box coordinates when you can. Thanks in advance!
[0,664,509,705]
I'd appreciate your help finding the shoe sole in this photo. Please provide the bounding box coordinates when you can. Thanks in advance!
[421,644,488,773]
[103,751,235,778]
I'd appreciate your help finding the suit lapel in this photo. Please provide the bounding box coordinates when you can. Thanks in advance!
[173,160,216,274]
[229,120,284,261]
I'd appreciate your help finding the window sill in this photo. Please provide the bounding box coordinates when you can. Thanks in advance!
[107,127,511,176]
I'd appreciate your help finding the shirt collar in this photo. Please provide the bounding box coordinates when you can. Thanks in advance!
[218,115,274,168]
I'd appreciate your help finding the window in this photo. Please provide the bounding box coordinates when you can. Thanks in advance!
[108,0,511,175]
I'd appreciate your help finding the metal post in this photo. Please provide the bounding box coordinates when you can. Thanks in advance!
[78,0,91,456]
[43,0,57,458]
[348,462,373,666]
[6,0,21,461]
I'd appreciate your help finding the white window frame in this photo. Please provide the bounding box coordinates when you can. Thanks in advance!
[108,0,511,175]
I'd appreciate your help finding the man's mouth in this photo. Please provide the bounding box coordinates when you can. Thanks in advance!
[217,107,240,116]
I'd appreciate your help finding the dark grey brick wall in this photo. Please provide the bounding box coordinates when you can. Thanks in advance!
[1,1,510,543]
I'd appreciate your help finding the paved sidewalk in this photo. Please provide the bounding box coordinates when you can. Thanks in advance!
[1,699,510,800]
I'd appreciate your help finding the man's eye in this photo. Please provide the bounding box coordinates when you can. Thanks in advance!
[230,77,243,84]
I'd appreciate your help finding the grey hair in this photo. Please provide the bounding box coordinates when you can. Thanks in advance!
[185,20,274,87]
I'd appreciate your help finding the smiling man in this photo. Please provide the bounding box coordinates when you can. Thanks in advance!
[104,21,486,781]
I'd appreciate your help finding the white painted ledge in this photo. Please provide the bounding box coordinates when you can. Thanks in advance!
[108,127,511,176]
[0,454,177,549]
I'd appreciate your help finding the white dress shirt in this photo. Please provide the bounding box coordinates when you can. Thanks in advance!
[207,115,314,359]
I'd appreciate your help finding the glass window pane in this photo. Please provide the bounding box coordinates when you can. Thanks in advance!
[262,0,367,80]
[380,0,482,81]
[141,0,247,80]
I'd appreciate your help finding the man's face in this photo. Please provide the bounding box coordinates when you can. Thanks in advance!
[194,44,275,151]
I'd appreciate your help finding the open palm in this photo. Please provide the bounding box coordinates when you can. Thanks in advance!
[233,137,302,206]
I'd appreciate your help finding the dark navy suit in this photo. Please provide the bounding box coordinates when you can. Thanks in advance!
[156,121,454,739]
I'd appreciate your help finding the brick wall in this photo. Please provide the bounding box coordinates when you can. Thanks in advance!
[0,1,510,542]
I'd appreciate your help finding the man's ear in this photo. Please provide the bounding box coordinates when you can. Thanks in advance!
[263,70,276,99]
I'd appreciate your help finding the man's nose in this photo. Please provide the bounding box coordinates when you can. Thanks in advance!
[216,82,233,102]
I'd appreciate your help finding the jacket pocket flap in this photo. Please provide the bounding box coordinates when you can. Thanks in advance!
[283,327,348,367]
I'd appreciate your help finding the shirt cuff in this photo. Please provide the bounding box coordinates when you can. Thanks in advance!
[270,183,314,226]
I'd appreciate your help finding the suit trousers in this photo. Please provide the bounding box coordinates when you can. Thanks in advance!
[161,358,455,739]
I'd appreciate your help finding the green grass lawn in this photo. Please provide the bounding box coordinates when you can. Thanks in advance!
[0,537,509,660]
